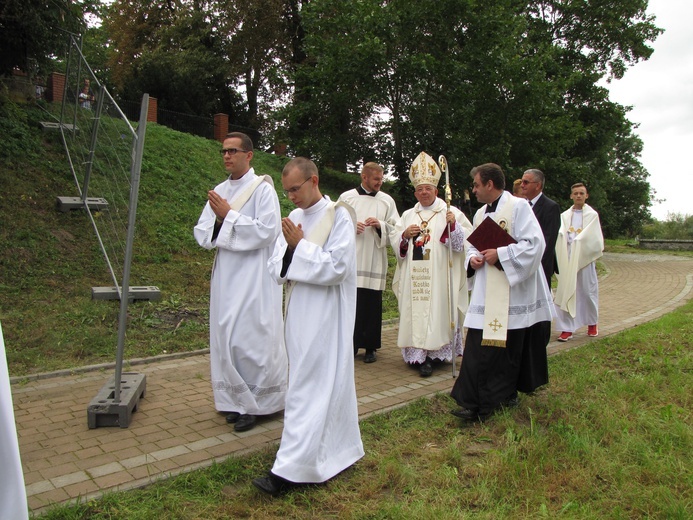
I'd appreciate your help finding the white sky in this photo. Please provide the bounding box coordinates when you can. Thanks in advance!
[604,0,693,220]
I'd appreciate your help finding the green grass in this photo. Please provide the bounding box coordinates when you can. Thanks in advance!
[0,97,687,377]
[39,300,693,519]
[0,99,387,376]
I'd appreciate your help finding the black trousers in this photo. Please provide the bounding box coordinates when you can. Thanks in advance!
[517,321,550,393]
[353,288,382,354]
[451,327,525,416]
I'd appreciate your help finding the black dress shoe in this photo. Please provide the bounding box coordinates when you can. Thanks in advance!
[225,412,241,424]
[419,358,433,377]
[503,397,519,409]
[450,408,478,420]
[252,473,294,497]
[234,414,257,432]
[364,350,377,363]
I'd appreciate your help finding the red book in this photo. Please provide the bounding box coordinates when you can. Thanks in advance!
[467,217,517,269]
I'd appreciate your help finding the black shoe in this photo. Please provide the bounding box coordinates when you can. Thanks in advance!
[419,359,433,377]
[234,414,257,432]
[364,350,377,363]
[450,408,478,420]
[252,473,294,497]
[503,397,519,409]
[225,412,241,424]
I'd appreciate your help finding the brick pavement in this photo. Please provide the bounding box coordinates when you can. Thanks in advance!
[11,252,693,515]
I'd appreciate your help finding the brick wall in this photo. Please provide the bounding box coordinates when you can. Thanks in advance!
[47,72,65,103]
[214,113,229,142]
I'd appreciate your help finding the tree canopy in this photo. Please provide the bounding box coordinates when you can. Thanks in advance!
[9,0,663,235]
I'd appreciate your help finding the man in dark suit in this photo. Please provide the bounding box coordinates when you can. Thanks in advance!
[521,169,560,289]
[516,168,560,393]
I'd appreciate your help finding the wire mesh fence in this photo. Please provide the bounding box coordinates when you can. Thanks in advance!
[59,35,145,290]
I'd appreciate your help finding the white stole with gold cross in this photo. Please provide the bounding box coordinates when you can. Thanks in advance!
[473,196,517,347]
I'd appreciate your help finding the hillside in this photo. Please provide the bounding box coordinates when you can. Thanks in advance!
[0,98,395,376]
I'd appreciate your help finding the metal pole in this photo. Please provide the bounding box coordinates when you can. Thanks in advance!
[113,94,149,403]
[439,156,457,378]
[81,84,104,204]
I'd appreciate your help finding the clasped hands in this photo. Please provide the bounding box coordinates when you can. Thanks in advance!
[401,212,455,240]
[208,190,230,221]
[282,217,304,249]
[470,249,499,270]
[356,217,380,235]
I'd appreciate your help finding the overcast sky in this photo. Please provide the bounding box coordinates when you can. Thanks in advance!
[604,0,693,220]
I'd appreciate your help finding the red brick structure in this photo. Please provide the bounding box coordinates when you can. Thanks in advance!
[214,113,229,142]
[47,72,65,103]
[147,97,157,123]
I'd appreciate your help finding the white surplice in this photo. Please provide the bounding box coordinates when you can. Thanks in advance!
[1,323,29,520]
[268,197,364,483]
[465,192,555,330]
[194,169,287,415]
[392,198,472,364]
[338,188,399,290]
[554,204,603,331]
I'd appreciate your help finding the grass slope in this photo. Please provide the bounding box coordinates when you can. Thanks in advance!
[0,100,378,376]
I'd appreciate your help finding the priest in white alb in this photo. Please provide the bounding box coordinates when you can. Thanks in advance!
[194,132,287,433]
[1,323,29,520]
[253,157,364,496]
[392,152,472,377]
[338,162,399,363]
[450,163,555,422]
[554,182,604,342]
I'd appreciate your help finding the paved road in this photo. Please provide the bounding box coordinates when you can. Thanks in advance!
[11,252,693,514]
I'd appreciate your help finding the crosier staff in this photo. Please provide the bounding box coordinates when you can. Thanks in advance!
[439,155,457,378]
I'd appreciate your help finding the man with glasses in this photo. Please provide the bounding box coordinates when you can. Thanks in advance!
[194,132,287,433]
[392,152,472,378]
[338,162,399,363]
[517,168,560,394]
[253,157,364,496]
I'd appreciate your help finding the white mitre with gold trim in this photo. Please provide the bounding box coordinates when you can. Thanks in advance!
[409,152,442,187]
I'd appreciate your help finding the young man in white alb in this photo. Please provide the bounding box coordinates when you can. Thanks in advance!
[554,183,604,341]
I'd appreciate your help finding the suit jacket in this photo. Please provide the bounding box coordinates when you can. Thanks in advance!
[532,193,560,287]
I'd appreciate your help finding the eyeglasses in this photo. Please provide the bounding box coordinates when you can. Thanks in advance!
[282,177,312,196]
[521,179,538,185]
[220,148,250,156]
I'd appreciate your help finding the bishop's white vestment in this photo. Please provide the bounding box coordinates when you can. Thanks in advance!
[392,197,472,364]
[268,197,364,483]
[194,169,288,415]
[554,204,603,332]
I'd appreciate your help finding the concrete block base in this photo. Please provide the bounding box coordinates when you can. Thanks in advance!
[56,196,109,212]
[87,373,146,429]
[91,286,161,302]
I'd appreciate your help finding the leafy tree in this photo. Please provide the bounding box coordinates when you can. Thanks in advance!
[0,0,84,76]
[284,0,661,233]
[216,0,295,129]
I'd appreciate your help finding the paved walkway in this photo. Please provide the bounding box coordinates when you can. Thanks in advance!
[11,252,693,515]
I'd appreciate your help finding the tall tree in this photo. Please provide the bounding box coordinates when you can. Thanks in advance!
[0,0,84,75]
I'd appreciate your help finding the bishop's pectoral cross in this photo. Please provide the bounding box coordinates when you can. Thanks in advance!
[488,318,503,332]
